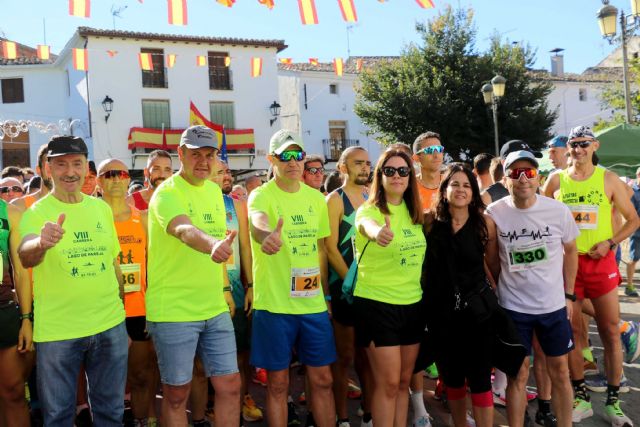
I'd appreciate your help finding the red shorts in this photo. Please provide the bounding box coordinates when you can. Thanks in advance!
[575,250,621,300]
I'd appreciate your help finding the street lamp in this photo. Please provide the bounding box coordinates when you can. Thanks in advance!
[481,75,507,156]
[269,100,281,127]
[102,95,114,123]
[597,0,640,123]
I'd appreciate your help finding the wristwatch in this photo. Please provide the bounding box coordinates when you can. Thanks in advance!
[20,312,33,321]
[607,239,617,250]
[565,293,577,302]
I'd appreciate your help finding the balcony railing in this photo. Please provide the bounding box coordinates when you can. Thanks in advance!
[322,139,360,162]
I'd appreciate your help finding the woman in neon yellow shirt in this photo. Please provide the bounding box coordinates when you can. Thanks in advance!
[353,149,425,427]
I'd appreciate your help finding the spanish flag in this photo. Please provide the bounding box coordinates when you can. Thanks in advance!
[189,101,225,143]
[106,50,118,57]
[73,48,88,71]
[224,56,231,67]
[298,0,318,25]
[356,58,363,72]
[258,0,275,9]
[37,45,50,60]
[196,55,207,66]
[309,58,319,66]
[279,58,293,64]
[251,57,263,77]
[2,42,17,60]
[139,53,154,71]
[338,0,357,22]
[69,0,90,18]
[217,0,235,6]
[415,0,435,9]
[168,0,188,25]
[333,58,344,76]
[167,54,177,68]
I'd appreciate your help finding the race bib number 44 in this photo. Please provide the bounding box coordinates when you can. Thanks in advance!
[290,266,321,298]
[569,205,598,230]
[508,241,549,272]
[121,263,141,293]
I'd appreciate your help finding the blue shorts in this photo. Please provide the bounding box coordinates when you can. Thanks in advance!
[147,312,238,386]
[630,236,640,262]
[504,307,574,357]
[250,310,336,371]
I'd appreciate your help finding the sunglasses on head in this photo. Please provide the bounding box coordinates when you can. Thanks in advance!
[506,168,538,180]
[304,167,324,175]
[418,145,445,155]
[99,170,130,180]
[382,166,412,178]
[568,140,593,149]
[0,186,23,194]
[274,150,306,162]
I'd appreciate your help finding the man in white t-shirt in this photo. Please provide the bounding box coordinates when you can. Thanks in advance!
[485,150,579,427]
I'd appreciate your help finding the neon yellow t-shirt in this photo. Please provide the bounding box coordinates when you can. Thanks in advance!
[146,174,228,322]
[248,180,330,314]
[20,194,124,342]
[354,201,425,305]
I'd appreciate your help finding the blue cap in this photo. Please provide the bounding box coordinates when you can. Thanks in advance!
[547,136,568,148]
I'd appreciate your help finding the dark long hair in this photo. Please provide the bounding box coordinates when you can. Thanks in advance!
[434,163,487,245]
[368,149,423,225]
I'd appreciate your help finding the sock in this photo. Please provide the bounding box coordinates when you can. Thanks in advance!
[287,395,294,404]
[606,384,620,406]
[572,379,589,401]
[582,347,594,363]
[410,390,428,419]
[537,399,551,414]
[362,413,372,423]
[492,369,507,394]
[336,418,349,426]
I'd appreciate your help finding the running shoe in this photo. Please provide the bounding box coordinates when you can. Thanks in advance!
[348,379,362,399]
[524,410,533,427]
[584,359,599,376]
[336,420,350,427]
[621,321,640,364]
[526,386,538,401]
[360,419,372,427]
[604,400,634,427]
[433,378,445,401]
[413,415,432,427]
[625,286,639,297]
[585,375,630,393]
[253,368,267,387]
[423,363,439,379]
[535,410,558,427]
[356,404,364,417]
[298,392,306,404]
[466,411,476,427]
[242,394,263,422]
[572,397,593,423]
[287,402,300,426]
[492,391,506,407]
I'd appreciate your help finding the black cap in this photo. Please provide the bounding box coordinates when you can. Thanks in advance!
[499,139,542,159]
[47,136,88,158]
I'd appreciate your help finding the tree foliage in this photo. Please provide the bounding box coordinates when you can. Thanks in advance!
[593,59,640,132]
[354,6,556,159]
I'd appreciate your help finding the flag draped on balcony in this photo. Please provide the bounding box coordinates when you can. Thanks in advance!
[167,54,177,67]
[279,58,293,64]
[73,48,88,71]
[258,0,275,9]
[415,0,435,9]
[168,0,188,25]
[224,56,231,67]
[333,58,343,76]
[298,0,318,25]
[196,55,207,66]
[138,53,154,71]
[37,45,50,60]
[2,42,17,59]
[106,50,118,57]
[251,57,263,77]
[69,0,90,18]
[338,0,357,22]
[309,58,319,65]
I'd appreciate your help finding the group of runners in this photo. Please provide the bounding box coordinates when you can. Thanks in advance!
[0,124,638,427]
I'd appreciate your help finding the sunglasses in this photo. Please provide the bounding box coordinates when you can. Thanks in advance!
[382,166,412,178]
[418,145,445,155]
[568,140,593,149]
[506,168,538,180]
[0,186,23,194]
[304,167,324,175]
[274,150,306,162]
[99,170,130,180]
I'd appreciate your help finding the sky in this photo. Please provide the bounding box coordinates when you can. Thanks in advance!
[0,0,622,74]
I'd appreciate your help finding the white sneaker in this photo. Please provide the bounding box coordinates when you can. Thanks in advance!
[492,391,506,407]
[466,411,476,427]
[413,415,432,427]
[337,422,350,427]
[359,419,372,427]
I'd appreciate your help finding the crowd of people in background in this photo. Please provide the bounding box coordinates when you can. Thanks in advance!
[0,124,639,427]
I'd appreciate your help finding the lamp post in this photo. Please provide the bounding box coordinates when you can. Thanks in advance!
[481,75,507,156]
[269,101,281,127]
[102,95,114,123]
[597,0,640,123]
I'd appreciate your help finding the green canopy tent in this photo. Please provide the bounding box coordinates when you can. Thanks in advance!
[594,123,640,177]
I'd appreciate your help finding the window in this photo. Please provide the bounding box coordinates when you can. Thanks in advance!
[142,100,170,129]
[210,102,235,129]
[329,84,338,94]
[141,48,167,89]
[208,52,232,90]
[578,88,587,102]
[1,78,24,103]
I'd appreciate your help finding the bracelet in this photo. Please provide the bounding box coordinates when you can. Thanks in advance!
[223,286,232,292]
[20,312,33,321]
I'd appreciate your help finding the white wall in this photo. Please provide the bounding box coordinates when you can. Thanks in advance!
[546,80,612,136]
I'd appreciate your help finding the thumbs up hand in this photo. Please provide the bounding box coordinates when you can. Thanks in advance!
[211,230,237,263]
[39,213,66,250]
[375,215,394,247]
[261,217,284,255]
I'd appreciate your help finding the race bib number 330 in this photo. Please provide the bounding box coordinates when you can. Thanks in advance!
[290,267,321,298]
[508,241,548,272]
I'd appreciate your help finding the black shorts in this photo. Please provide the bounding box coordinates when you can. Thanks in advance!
[505,307,574,357]
[125,316,150,341]
[232,308,251,353]
[353,297,424,347]
[0,301,20,349]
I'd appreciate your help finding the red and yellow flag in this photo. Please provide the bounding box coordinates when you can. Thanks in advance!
[298,0,318,25]
[37,45,50,60]
[415,0,435,9]
[279,58,293,64]
[138,53,154,71]
[338,0,357,22]
[168,0,188,25]
[258,0,275,9]
[217,0,235,6]
[309,58,319,65]
[356,58,363,72]
[333,58,344,76]
[2,42,17,59]
[224,56,231,67]
[196,55,207,66]
[167,54,177,68]
[106,50,118,57]
[251,58,263,77]
[69,0,90,18]
[73,48,88,71]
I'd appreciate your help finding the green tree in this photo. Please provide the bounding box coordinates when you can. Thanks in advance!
[593,59,640,131]
[354,6,556,159]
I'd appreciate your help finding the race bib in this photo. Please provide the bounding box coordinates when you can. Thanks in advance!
[568,205,598,230]
[290,266,321,298]
[508,240,549,272]
[121,263,141,293]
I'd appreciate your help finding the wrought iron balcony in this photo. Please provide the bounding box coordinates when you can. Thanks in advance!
[322,139,360,162]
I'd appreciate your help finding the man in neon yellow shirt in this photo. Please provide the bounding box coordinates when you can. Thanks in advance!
[146,125,240,427]
[18,136,127,427]
[248,129,336,427]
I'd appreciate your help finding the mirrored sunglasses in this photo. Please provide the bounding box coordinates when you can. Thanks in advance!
[99,170,130,180]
